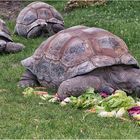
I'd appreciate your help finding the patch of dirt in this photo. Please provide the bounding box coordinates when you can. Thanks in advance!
[0,1,28,21]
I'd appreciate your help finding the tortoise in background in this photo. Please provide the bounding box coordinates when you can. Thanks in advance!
[0,18,24,53]
[18,25,140,100]
[65,0,107,11]
[15,1,64,38]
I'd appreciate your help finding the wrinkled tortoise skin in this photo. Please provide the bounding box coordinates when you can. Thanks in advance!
[15,1,64,38]
[21,25,138,87]
[0,18,24,53]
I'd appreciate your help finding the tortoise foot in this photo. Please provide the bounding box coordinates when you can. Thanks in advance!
[18,70,39,87]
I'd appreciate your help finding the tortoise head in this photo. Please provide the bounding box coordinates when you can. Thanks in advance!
[27,19,50,38]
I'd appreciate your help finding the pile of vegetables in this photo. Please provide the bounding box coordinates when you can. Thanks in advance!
[128,106,140,121]
[69,88,102,109]
[22,87,140,123]
[96,90,135,118]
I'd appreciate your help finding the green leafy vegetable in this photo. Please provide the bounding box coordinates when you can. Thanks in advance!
[99,90,135,112]
[22,87,35,97]
[40,94,54,100]
[70,88,102,109]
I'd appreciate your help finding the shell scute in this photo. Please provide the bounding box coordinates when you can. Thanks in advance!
[22,9,37,25]
[45,32,72,61]
[29,2,50,9]
[0,19,12,41]
[37,8,52,20]
[61,37,93,67]
[50,7,64,22]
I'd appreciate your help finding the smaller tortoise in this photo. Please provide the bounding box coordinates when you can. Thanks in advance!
[0,18,24,53]
[15,1,64,38]
[64,0,107,11]
[19,25,140,100]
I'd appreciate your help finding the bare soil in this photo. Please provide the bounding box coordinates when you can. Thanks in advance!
[0,1,28,20]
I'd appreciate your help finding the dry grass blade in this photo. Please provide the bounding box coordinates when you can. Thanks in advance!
[0,89,8,93]
[85,108,96,113]
[34,91,48,95]
[119,117,132,122]
[34,87,48,90]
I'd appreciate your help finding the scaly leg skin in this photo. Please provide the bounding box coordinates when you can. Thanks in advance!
[41,23,64,37]
[57,75,114,100]
[0,40,6,52]
[18,70,40,87]
[111,66,140,97]
[5,42,24,53]
[52,23,64,33]
[27,26,43,38]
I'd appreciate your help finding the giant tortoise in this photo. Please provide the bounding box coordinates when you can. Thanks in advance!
[18,25,140,100]
[64,0,107,11]
[15,1,64,38]
[0,18,24,53]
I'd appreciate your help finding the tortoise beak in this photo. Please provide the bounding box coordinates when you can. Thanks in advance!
[35,19,47,27]
[40,21,48,28]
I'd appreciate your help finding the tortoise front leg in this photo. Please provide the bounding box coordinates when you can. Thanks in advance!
[47,23,64,35]
[5,42,24,53]
[27,26,43,38]
[52,23,64,33]
[115,67,140,97]
[0,40,6,52]
[18,70,40,87]
[57,75,114,100]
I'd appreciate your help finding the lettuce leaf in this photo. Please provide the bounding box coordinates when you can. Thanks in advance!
[100,90,135,111]
[70,88,102,109]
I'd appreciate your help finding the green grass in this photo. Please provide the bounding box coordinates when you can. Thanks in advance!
[0,0,140,139]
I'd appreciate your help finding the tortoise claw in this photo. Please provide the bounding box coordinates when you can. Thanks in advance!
[18,70,39,88]
[18,80,37,88]
[98,85,115,95]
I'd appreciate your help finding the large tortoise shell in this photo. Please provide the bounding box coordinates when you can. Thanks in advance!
[22,25,139,86]
[15,1,64,37]
[0,18,12,41]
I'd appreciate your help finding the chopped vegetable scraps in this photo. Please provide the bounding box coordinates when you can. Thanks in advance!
[22,87,35,97]
[128,106,140,120]
[22,87,48,97]
[22,87,140,124]
[99,90,135,112]
[70,88,102,109]
[40,94,54,100]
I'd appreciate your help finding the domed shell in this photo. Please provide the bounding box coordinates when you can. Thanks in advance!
[0,19,12,41]
[15,2,64,37]
[21,25,139,86]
